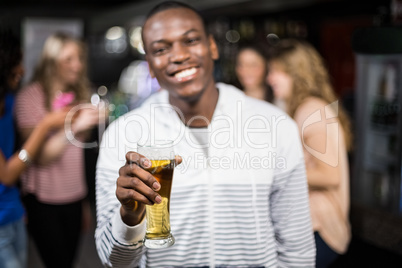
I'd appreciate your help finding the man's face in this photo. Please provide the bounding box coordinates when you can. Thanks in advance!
[142,7,219,101]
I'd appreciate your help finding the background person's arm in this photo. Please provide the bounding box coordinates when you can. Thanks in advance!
[0,110,67,186]
[294,98,345,190]
[18,107,103,165]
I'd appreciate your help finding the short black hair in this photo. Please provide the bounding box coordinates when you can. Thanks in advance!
[0,26,22,100]
[144,1,208,34]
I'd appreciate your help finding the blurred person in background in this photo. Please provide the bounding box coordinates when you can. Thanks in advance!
[0,27,68,268]
[235,43,273,102]
[118,60,161,110]
[14,32,104,268]
[266,38,352,268]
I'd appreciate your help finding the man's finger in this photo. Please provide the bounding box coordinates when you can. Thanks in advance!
[125,151,151,168]
[174,155,182,166]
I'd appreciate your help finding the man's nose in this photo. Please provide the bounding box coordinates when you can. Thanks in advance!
[169,43,190,64]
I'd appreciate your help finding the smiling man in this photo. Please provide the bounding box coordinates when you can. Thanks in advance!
[95,1,316,267]
[143,2,220,128]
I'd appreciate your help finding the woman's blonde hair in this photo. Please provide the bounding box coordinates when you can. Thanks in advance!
[268,38,352,151]
[32,32,90,109]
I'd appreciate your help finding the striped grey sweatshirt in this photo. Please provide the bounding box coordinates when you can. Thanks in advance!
[95,83,316,267]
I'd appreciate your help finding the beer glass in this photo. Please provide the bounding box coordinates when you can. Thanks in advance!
[137,140,175,249]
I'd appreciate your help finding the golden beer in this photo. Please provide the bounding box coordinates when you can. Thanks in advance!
[145,160,174,240]
[137,140,176,249]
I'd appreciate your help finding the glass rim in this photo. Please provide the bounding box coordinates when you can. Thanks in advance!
[137,139,174,148]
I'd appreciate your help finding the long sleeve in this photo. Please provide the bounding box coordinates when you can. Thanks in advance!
[94,121,147,267]
[270,119,316,267]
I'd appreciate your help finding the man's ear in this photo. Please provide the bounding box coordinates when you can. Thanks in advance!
[208,35,219,60]
[145,55,155,78]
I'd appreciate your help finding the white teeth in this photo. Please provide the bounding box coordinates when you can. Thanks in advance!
[174,67,196,79]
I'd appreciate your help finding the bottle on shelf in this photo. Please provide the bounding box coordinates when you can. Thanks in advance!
[370,64,398,130]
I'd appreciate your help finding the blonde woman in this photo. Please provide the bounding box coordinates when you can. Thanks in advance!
[15,32,102,268]
[267,39,352,267]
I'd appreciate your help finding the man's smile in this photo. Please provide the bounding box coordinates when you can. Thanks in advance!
[170,67,198,82]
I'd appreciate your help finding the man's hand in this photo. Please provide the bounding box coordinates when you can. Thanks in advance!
[116,152,182,226]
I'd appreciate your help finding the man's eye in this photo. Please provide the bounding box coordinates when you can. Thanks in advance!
[186,38,200,45]
[153,47,167,55]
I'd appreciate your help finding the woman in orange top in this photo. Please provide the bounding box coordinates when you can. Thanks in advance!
[266,38,352,267]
